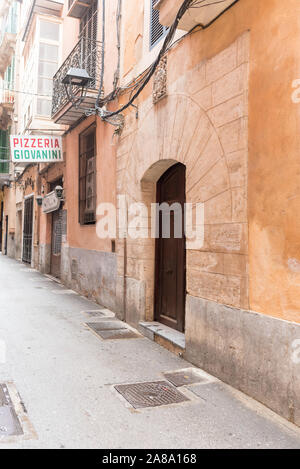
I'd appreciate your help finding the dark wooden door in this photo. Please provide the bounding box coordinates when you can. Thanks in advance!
[4,215,8,256]
[0,201,3,252]
[155,163,186,332]
[22,198,33,263]
[51,209,63,278]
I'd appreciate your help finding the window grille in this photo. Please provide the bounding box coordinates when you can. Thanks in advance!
[79,0,98,42]
[150,0,168,49]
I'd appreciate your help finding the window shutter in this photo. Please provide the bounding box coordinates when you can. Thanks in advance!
[79,127,96,225]
[84,156,96,224]
[80,0,98,41]
[150,0,167,49]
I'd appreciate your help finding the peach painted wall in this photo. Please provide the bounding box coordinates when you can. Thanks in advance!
[60,2,79,63]
[119,0,300,323]
[63,115,116,253]
[3,184,16,233]
[39,162,66,246]
[59,1,119,254]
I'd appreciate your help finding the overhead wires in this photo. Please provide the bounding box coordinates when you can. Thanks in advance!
[88,0,239,124]
[88,0,194,122]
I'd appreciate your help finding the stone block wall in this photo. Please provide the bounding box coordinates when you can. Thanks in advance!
[115,33,250,326]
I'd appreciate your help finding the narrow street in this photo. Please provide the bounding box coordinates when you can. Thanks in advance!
[0,255,299,449]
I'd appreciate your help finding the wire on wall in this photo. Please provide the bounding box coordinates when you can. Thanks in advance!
[86,0,194,123]
[88,0,239,126]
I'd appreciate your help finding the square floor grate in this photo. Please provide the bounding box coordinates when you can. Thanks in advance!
[0,384,23,437]
[87,321,127,331]
[114,381,189,409]
[86,322,140,340]
[164,368,209,387]
[0,383,12,407]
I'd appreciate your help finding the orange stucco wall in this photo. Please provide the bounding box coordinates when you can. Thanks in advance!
[63,116,116,253]
[3,184,16,234]
[119,0,300,323]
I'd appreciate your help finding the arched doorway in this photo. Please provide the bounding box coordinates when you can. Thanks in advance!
[154,163,186,332]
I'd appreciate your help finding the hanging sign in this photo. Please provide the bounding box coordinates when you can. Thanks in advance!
[10,135,63,163]
[42,191,61,214]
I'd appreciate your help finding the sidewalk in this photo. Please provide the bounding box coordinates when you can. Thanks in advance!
[0,255,299,449]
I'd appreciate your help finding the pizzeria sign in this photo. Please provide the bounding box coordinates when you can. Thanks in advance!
[10,135,63,162]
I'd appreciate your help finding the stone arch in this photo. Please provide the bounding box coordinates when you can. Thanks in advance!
[121,94,230,208]
[117,91,248,326]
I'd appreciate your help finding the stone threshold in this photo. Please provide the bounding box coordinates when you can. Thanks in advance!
[139,321,185,355]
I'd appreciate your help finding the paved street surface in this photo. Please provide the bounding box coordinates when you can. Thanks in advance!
[0,255,300,449]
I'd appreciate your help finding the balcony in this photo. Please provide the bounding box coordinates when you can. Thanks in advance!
[0,3,17,77]
[52,37,103,125]
[0,81,14,131]
[154,0,238,31]
[67,0,93,19]
[23,0,64,41]
[0,1,13,18]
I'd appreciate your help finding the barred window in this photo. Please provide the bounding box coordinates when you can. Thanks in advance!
[79,0,98,86]
[79,0,98,42]
[150,0,168,50]
[79,126,96,225]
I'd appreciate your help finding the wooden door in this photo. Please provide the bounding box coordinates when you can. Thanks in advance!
[51,209,63,278]
[22,198,33,263]
[155,163,186,332]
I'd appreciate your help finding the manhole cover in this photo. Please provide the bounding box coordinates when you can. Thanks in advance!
[86,323,140,340]
[0,384,23,437]
[114,381,189,408]
[164,368,209,387]
[0,384,12,407]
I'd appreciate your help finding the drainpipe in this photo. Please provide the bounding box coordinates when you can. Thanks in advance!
[120,194,128,323]
[96,0,106,108]
[123,236,127,322]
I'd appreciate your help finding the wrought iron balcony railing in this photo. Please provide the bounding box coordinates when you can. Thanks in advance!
[0,81,14,106]
[52,37,103,118]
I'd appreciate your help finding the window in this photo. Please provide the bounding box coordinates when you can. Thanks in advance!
[79,0,98,41]
[40,20,60,41]
[37,98,52,116]
[38,30,59,116]
[150,0,168,49]
[79,0,98,84]
[79,126,96,225]
[39,43,59,61]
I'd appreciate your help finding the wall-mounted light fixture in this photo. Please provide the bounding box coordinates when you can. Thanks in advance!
[62,68,92,108]
[54,185,64,199]
[36,195,43,207]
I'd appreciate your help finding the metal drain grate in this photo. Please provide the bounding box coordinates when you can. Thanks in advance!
[164,368,209,387]
[0,383,12,406]
[86,322,140,340]
[0,384,23,437]
[87,321,127,331]
[114,381,189,408]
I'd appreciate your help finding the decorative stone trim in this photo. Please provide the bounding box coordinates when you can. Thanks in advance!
[153,56,168,104]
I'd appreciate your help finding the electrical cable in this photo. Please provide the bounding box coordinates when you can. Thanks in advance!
[95,0,106,109]
[87,0,239,123]
[95,0,194,120]
[0,87,51,98]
